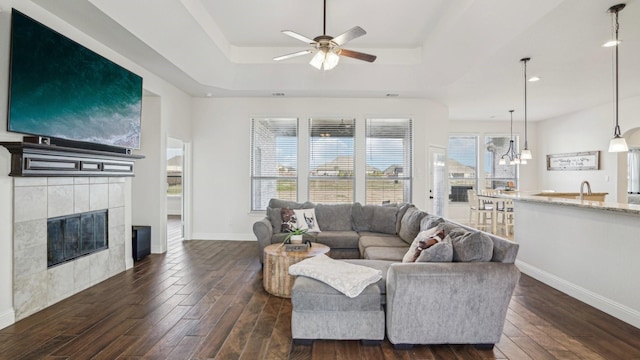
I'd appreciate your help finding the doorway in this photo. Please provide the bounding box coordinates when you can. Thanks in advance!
[428,146,447,217]
[167,137,184,244]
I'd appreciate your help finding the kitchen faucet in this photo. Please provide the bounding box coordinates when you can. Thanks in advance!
[579,181,592,201]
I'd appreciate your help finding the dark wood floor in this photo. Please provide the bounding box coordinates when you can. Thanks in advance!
[1,236,639,359]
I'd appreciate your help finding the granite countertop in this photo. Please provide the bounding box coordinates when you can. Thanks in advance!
[499,192,640,216]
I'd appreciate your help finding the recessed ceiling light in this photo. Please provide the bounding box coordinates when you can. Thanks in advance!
[272,92,285,97]
[386,93,399,97]
[205,93,212,97]
[528,76,541,82]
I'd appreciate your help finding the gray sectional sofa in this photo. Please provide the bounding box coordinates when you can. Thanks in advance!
[252,198,520,349]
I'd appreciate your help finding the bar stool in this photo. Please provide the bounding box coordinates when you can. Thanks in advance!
[498,199,514,237]
[467,189,493,231]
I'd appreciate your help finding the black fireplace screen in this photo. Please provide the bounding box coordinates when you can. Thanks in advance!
[47,210,108,267]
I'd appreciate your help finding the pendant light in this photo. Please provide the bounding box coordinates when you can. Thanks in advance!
[499,110,520,165]
[520,58,533,160]
[607,4,629,152]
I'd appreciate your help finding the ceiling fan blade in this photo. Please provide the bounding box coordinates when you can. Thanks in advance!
[273,50,312,61]
[338,48,377,63]
[282,30,316,44]
[332,26,366,46]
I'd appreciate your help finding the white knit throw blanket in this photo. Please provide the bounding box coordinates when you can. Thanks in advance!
[288,254,382,298]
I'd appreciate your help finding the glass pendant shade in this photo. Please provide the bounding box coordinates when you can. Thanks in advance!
[520,148,532,160]
[498,158,506,165]
[323,51,340,70]
[609,136,629,152]
[309,51,325,70]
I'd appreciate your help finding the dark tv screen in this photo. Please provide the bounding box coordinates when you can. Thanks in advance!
[7,10,143,150]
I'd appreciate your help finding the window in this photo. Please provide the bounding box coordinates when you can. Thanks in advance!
[308,118,355,203]
[365,118,412,204]
[251,118,297,211]
[448,136,478,202]
[484,135,518,190]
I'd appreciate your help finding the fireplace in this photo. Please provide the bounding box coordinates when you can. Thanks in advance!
[12,176,129,321]
[47,210,108,267]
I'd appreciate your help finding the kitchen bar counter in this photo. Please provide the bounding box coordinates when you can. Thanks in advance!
[501,192,640,216]
[510,194,640,329]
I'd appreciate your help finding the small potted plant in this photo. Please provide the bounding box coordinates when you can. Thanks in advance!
[283,227,308,244]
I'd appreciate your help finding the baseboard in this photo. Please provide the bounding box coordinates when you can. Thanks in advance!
[190,233,255,241]
[0,308,16,330]
[516,260,640,329]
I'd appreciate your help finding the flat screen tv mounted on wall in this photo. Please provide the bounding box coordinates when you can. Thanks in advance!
[7,10,143,152]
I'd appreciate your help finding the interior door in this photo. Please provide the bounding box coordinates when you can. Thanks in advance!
[428,146,447,217]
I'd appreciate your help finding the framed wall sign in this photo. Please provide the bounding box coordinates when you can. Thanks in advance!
[546,151,600,171]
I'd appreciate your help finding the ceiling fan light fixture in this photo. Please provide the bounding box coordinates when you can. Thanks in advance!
[323,51,340,70]
[309,51,326,70]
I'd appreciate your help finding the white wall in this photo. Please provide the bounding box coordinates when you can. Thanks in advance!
[536,95,640,203]
[0,0,192,329]
[447,120,539,224]
[190,97,448,240]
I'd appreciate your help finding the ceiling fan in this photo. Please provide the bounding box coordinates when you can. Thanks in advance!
[273,0,377,70]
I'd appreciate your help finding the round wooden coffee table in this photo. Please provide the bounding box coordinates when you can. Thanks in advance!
[263,243,330,298]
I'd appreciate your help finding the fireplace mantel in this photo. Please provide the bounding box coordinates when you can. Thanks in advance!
[0,142,144,177]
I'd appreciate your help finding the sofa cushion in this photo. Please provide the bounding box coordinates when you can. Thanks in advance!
[420,214,445,231]
[269,199,314,209]
[292,276,381,311]
[341,259,393,295]
[363,247,408,262]
[395,203,414,234]
[398,207,428,244]
[314,203,353,231]
[358,233,407,256]
[288,255,382,298]
[416,240,453,262]
[267,207,282,233]
[294,208,321,232]
[448,230,494,262]
[351,203,398,234]
[314,231,360,249]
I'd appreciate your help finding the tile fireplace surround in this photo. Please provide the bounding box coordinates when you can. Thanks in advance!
[13,176,128,321]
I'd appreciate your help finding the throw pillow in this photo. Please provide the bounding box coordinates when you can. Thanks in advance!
[449,230,494,262]
[412,229,445,262]
[402,227,438,263]
[293,208,321,232]
[281,208,297,233]
[416,240,453,263]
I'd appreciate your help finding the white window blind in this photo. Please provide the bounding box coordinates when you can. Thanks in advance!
[365,118,412,204]
[448,136,478,202]
[484,135,518,190]
[308,118,355,204]
[251,118,297,211]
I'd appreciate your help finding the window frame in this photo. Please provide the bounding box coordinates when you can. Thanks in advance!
[364,118,413,205]
[250,117,298,211]
[307,117,356,204]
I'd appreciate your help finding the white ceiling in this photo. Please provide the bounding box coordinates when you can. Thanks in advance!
[31,0,640,122]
